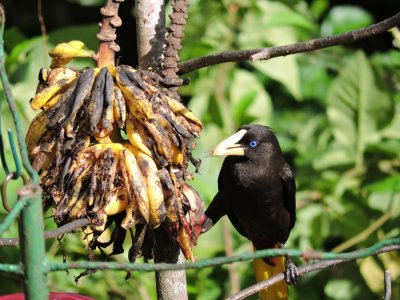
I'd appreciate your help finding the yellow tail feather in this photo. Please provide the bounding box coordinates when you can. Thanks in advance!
[253,255,288,300]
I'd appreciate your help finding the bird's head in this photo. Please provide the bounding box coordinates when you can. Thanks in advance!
[211,124,282,163]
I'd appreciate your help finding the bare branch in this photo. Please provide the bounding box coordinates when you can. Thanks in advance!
[36,0,47,55]
[0,219,89,246]
[227,245,400,300]
[96,0,124,68]
[384,270,392,300]
[177,12,400,75]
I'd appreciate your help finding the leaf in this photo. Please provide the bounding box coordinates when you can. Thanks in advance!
[299,60,332,101]
[254,57,302,100]
[189,76,216,120]
[67,0,103,6]
[229,69,273,126]
[365,175,400,193]
[190,124,225,201]
[358,257,384,294]
[256,1,316,31]
[380,251,400,280]
[327,51,393,167]
[4,28,26,53]
[313,145,355,170]
[238,1,310,99]
[321,5,374,36]
[367,191,399,212]
[324,279,360,300]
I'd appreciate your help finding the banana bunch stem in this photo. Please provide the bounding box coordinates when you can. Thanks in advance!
[95,0,124,68]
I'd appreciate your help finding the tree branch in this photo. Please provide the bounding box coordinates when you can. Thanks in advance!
[177,11,400,75]
[0,218,89,246]
[384,270,392,300]
[226,245,400,300]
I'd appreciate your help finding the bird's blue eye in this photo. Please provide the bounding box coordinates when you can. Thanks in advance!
[249,140,258,148]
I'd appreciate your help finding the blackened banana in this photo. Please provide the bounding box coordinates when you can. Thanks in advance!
[88,67,107,133]
[99,68,115,135]
[59,68,96,128]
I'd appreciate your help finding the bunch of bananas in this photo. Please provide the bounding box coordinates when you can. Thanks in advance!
[26,44,204,261]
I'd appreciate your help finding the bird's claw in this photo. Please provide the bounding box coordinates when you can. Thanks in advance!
[284,256,299,285]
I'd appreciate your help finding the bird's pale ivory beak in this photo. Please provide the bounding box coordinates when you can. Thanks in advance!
[212,129,247,156]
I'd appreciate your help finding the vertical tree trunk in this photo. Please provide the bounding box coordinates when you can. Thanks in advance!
[134,1,188,299]
[135,0,165,71]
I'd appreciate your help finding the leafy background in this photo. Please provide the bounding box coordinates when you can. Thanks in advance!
[1,0,400,299]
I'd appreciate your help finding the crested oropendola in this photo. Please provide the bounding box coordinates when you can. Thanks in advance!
[202,124,298,299]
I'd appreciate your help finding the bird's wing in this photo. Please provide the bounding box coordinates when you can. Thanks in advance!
[280,163,296,230]
[217,163,224,191]
[227,213,248,238]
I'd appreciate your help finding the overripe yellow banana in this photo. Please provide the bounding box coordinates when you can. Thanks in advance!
[26,59,206,263]
[49,40,94,68]
[121,148,149,227]
[125,114,153,157]
[126,144,166,228]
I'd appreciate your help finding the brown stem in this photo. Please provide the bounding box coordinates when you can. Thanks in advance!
[177,11,400,75]
[96,0,124,68]
[163,0,190,81]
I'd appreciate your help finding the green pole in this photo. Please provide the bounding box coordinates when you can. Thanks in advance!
[18,191,49,299]
[0,5,49,299]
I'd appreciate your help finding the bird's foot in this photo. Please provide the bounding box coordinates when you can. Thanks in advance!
[284,256,298,285]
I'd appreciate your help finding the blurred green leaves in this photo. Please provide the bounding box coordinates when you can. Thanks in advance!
[2,0,400,299]
[321,5,374,36]
[184,1,400,299]
[326,51,393,168]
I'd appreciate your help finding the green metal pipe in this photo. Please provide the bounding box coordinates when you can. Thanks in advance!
[45,239,400,273]
[0,263,23,275]
[0,196,29,236]
[18,192,49,299]
[0,7,48,298]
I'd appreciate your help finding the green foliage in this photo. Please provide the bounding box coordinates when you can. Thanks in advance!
[321,5,374,36]
[1,0,399,299]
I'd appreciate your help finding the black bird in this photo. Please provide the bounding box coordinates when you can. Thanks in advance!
[202,124,297,300]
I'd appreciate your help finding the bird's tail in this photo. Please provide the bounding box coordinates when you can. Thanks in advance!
[253,251,288,300]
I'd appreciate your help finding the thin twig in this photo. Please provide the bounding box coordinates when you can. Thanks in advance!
[36,0,47,56]
[0,218,89,246]
[227,246,400,300]
[177,12,400,75]
[384,270,392,300]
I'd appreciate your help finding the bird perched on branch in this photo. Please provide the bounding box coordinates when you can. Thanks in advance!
[202,124,297,300]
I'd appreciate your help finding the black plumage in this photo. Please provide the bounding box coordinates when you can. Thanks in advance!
[203,124,296,253]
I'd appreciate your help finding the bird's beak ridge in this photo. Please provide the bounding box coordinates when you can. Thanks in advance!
[211,129,247,156]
